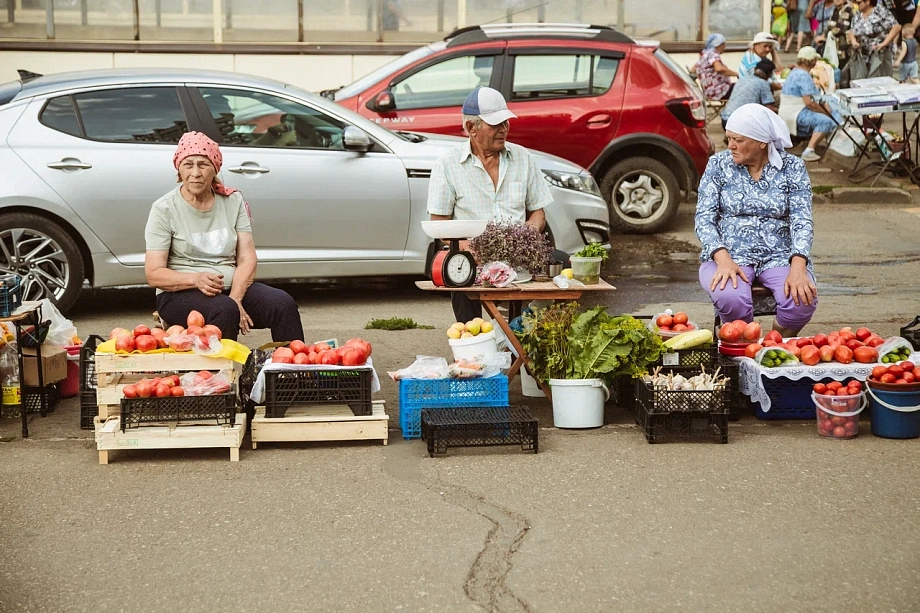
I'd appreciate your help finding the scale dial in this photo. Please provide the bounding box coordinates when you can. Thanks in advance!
[445,251,476,287]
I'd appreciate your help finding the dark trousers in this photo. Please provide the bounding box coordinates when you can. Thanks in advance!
[156,282,305,342]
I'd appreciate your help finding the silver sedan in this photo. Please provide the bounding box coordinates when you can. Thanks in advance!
[0,68,610,312]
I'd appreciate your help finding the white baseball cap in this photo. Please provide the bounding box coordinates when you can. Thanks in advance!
[461,87,517,126]
[750,31,779,47]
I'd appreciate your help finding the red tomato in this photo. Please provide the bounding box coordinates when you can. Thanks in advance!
[201,324,223,341]
[186,310,205,328]
[135,334,158,352]
[656,314,673,328]
[848,380,862,391]
[123,385,138,398]
[827,381,843,391]
[817,409,829,420]
[170,386,185,396]
[718,324,742,343]
[155,384,171,398]
[672,323,688,332]
[902,372,916,383]
[272,348,295,364]
[813,383,827,394]
[899,361,915,371]
[290,340,307,355]
[839,331,856,343]
[293,352,309,365]
[745,343,764,359]
[169,374,181,387]
[150,377,162,388]
[872,365,888,379]
[855,327,872,341]
[896,378,908,385]
[151,328,168,348]
[672,312,689,325]
[197,370,213,381]
[845,339,864,351]
[320,350,339,365]
[764,330,783,344]
[341,349,366,366]
[186,325,203,337]
[306,351,319,364]
[833,426,848,438]
[888,365,904,377]
[115,335,136,352]
[914,367,920,379]
[314,342,331,352]
[834,345,854,364]
[813,333,829,347]
[867,336,885,348]
[658,326,671,331]
[831,416,847,426]
[880,373,897,383]
[136,381,153,398]
[853,346,878,364]
[133,324,152,338]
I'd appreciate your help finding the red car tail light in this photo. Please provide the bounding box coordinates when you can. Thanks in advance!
[665,97,706,129]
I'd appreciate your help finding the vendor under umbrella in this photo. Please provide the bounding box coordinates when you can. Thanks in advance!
[144,131,305,343]
[695,104,818,337]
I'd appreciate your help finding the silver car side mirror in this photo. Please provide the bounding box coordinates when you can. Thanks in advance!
[343,126,371,152]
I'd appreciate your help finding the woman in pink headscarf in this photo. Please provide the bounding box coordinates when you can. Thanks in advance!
[144,132,304,342]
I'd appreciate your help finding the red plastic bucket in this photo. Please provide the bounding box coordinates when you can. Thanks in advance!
[61,344,81,398]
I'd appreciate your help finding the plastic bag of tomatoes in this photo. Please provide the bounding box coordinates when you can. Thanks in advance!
[812,380,866,439]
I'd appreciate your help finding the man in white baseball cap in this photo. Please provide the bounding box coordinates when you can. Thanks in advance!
[739,32,784,90]
[427,86,554,321]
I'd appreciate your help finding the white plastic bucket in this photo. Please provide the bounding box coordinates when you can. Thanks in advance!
[549,378,610,428]
[448,330,498,362]
[521,367,545,398]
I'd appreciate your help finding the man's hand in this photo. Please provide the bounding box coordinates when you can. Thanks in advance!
[709,251,750,291]
[195,272,224,297]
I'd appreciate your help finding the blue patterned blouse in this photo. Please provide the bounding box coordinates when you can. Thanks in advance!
[695,149,814,275]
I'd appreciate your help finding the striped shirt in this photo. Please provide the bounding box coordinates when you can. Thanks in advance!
[426,140,553,223]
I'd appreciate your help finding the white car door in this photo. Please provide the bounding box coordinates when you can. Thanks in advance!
[192,86,411,280]
[7,86,192,267]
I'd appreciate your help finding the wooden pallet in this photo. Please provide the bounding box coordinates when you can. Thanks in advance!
[251,400,388,449]
[94,413,247,464]
[93,352,241,419]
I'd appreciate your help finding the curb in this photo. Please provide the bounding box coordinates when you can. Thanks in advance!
[817,187,914,205]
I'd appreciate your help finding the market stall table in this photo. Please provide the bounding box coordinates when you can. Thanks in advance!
[415,279,617,400]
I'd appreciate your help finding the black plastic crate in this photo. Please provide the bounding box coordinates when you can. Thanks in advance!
[119,393,237,431]
[0,274,22,318]
[79,335,104,430]
[264,368,373,418]
[716,355,746,421]
[634,379,729,444]
[653,345,718,370]
[420,406,538,457]
[23,384,60,414]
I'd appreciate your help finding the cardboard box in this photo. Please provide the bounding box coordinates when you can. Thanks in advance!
[22,344,67,386]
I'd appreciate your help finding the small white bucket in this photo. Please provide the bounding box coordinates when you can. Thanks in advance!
[448,330,498,362]
[521,367,545,397]
[548,378,610,428]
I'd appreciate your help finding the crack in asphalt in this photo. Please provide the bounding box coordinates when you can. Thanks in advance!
[382,451,532,612]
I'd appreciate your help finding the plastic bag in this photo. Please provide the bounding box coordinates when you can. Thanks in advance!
[755,346,799,368]
[448,353,511,379]
[552,275,585,289]
[387,355,450,380]
[38,298,79,346]
[878,336,913,362]
[165,333,221,355]
[647,309,700,338]
[178,371,232,396]
[828,126,865,158]
[478,262,516,287]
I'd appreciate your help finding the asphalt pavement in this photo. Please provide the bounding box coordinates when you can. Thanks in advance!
[2,193,920,612]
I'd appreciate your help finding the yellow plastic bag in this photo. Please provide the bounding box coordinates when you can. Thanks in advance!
[96,338,250,365]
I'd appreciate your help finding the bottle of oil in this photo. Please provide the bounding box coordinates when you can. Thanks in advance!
[1,340,21,418]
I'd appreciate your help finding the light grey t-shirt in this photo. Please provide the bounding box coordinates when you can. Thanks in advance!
[145,186,252,291]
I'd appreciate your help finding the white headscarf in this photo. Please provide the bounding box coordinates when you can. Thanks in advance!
[724,103,792,170]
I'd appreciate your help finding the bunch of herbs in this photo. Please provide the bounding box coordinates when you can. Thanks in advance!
[515,301,580,382]
[469,221,553,273]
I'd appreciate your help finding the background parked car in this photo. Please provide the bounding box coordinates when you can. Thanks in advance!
[0,68,609,313]
[330,23,714,235]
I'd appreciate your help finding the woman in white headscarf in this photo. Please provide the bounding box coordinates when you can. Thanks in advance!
[695,104,818,336]
[695,33,738,100]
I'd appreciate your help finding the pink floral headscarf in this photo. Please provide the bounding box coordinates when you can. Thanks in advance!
[173,132,252,218]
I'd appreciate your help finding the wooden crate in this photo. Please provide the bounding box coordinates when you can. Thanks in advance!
[94,413,247,464]
[93,352,241,419]
[251,400,388,449]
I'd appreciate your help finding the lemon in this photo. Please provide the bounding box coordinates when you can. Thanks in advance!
[561,268,574,279]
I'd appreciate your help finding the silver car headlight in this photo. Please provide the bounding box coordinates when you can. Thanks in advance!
[542,169,602,198]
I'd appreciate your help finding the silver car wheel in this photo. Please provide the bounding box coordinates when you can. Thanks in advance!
[0,228,71,303]
[614,171,668,220]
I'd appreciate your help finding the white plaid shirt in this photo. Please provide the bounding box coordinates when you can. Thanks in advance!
[426,140,553,223]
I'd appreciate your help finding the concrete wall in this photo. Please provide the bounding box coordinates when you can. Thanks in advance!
[0,50,744,94]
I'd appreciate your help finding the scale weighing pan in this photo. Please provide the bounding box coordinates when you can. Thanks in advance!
[421,220,488,240]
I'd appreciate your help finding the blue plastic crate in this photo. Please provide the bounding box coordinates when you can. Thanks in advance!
[751,375,837,420]
[398,375,509,439]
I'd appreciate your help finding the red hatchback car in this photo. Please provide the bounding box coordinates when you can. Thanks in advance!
[331,23,714,234]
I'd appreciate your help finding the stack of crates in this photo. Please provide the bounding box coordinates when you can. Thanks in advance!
[398,374,509,439]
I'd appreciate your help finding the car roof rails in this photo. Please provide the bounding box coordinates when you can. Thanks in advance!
[17,69,43,83]
[445,23,635,47]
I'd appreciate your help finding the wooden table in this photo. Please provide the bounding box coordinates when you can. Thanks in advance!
[0,301,44,439]
[415,280,617,400]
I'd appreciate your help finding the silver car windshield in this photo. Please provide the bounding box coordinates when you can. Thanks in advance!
[334,42,445,100]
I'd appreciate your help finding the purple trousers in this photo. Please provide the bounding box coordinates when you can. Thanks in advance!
[699,262,817,330]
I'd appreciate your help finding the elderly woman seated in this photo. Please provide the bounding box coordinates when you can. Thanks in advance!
[780,46,843,162]
[145,131,305,343]
[695,104,818,337]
